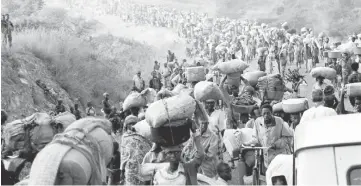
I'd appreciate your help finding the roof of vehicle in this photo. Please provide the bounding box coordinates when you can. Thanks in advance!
[294,113,361,154]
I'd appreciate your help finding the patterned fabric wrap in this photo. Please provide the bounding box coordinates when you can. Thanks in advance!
[120,132,152,185]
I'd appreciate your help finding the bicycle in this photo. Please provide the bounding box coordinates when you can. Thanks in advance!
[229,144,270,185]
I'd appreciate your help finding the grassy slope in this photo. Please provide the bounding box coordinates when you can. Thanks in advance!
[1,1,154,119]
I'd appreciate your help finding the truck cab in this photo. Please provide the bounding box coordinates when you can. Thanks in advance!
[294,114,361,185]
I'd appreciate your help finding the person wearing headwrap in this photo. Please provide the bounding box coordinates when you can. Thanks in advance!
[120,115,152,185]
[323,85,339,110]
[146,121,205,185]
[300,89,337,124]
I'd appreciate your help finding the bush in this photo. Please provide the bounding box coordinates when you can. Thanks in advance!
[8,4,155,108]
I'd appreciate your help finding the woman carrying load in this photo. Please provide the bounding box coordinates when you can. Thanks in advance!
[141,119,205,185]
[120,115,152,185]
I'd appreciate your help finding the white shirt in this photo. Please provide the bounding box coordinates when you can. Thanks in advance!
[208,109,227,134]
[215,177,228,185]
[300,105,337,124]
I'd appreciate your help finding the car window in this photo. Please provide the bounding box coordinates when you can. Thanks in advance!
[348,167,361,185]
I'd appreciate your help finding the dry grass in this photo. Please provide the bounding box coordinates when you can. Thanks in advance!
[4,4,155,108]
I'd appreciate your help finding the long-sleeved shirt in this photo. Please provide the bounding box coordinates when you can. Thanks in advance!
[184,129,219,178]
[246,116,293,168]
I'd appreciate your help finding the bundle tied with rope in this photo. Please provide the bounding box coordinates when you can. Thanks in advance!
[26,118,114,185]
[146,94,197,147]
[2,112,76,154]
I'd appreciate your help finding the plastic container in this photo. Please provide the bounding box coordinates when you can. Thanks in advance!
[231,104,256,114]
[297,82,308,98]
[346,82,361,97]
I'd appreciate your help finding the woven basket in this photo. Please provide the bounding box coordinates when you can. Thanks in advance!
[231,104,256,114]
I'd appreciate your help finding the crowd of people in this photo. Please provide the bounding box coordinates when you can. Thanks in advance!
[2,2,361,186]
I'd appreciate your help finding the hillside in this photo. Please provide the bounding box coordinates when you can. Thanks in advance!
[1,1,155,120]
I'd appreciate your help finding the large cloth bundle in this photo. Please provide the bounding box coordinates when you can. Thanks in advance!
[272,102,283,113]
[156,89,174,100]
[266,155,293,186]
[346,83,361,97]
[133,120,152,140]
[143,88,157,104]
[3,112,62,152]
[172,84,187,95]
[150,119,191,147]
[243,71,267,87]
[194,81,223,101]
[223,128,253,156]
[27,118,113,185]
[282,98,309,114]
[212,59,249,74]
[185,66,206,82]
[311,67,337,80]
[123,92,147,111]
[146,94,196,128]
[257,74,285,101]
[53,111,76,129]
